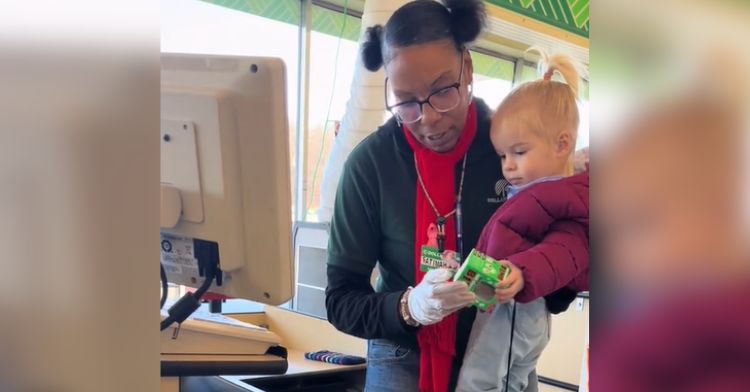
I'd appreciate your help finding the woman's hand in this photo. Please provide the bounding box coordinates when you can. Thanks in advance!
[408,268,475,325]
[495,260,525,303]
[441,250,461,270]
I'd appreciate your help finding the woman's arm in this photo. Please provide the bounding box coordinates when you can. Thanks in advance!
[325,151,417,342]
[326,264,415,340]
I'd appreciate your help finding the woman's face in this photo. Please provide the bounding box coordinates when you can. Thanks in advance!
[385,41,473,153]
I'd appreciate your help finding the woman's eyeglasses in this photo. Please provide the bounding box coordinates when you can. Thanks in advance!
[385,51,466,125]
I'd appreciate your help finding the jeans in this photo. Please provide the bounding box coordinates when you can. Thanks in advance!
[365,339,419,392]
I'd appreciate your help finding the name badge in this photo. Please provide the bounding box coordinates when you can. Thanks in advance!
[420,246,445,272]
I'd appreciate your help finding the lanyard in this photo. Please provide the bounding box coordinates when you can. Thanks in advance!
[414,153,467,259]
[455,200,464,261]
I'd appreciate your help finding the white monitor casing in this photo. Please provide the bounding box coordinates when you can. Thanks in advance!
[160,53,293,305]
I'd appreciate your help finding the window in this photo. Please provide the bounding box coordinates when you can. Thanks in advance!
[161,0,300,126]
[470,51,516,110]
[578,80,590,149]
[304,5,362,221]
[161,0,301,217]
[519,63,540,84]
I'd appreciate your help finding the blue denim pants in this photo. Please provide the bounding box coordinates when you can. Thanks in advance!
[364,336,541,392]
[365,339,419,392]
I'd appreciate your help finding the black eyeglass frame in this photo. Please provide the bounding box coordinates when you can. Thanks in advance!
[384,49,467,124]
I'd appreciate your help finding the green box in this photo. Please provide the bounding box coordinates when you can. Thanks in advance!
[453,249,511,311]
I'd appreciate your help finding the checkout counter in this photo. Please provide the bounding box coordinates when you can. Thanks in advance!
[160,305,367,392]
[160,295,588,392]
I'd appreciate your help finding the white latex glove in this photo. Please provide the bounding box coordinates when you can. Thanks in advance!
[408,268,475,326]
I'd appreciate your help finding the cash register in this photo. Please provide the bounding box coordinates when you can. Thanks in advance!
[159,53,294,379]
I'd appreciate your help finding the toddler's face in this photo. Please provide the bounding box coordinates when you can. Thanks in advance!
[490,123,566,187]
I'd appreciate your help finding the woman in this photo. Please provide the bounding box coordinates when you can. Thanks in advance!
[325,1,505,391]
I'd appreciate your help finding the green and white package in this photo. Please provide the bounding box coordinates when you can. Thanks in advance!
[453,248,511,311]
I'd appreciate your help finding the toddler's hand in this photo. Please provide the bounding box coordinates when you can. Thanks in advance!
[495,260,524,303]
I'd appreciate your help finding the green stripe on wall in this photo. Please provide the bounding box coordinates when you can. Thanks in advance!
[574,6,589,29]
[204,0,588,42]
[486,0,589,38]
[205,0,588,40]
[203,0,300,25]
[311,5,361,41]
[202,0,362,41]
[570,0,586,16]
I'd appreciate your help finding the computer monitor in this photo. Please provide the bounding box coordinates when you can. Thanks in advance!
[159,53,293,305]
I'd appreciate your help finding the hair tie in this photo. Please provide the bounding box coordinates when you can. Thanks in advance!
[543,68,554,81]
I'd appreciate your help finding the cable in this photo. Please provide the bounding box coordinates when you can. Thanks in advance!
[306,0,350,215]
[160,263,168,309]
[193,267,217,299]
[160,238,221,331]
[160,314,178,331]
[504,302,517,392]
[159,268,217,331]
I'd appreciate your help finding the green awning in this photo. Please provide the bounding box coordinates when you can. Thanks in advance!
[201,0,362,41]
[486,0,589,38]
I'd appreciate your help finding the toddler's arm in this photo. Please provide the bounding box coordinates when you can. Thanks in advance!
[498,220,588,303]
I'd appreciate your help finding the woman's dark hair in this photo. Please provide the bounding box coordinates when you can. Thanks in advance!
[361,0,486,72]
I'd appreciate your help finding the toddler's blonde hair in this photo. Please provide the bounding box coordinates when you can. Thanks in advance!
[493,48,586,173]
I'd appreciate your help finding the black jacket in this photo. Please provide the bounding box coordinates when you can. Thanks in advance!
[325,99,503,390]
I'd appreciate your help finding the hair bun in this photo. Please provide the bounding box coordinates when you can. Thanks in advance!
[442,0,486,45]
[361,25,384,71]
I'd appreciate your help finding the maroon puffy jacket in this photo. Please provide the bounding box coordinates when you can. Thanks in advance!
[475,172,589,303]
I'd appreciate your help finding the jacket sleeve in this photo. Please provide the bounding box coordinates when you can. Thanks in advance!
[325,152,417,342]
[506,220,588,303]
[326,265,416,341]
